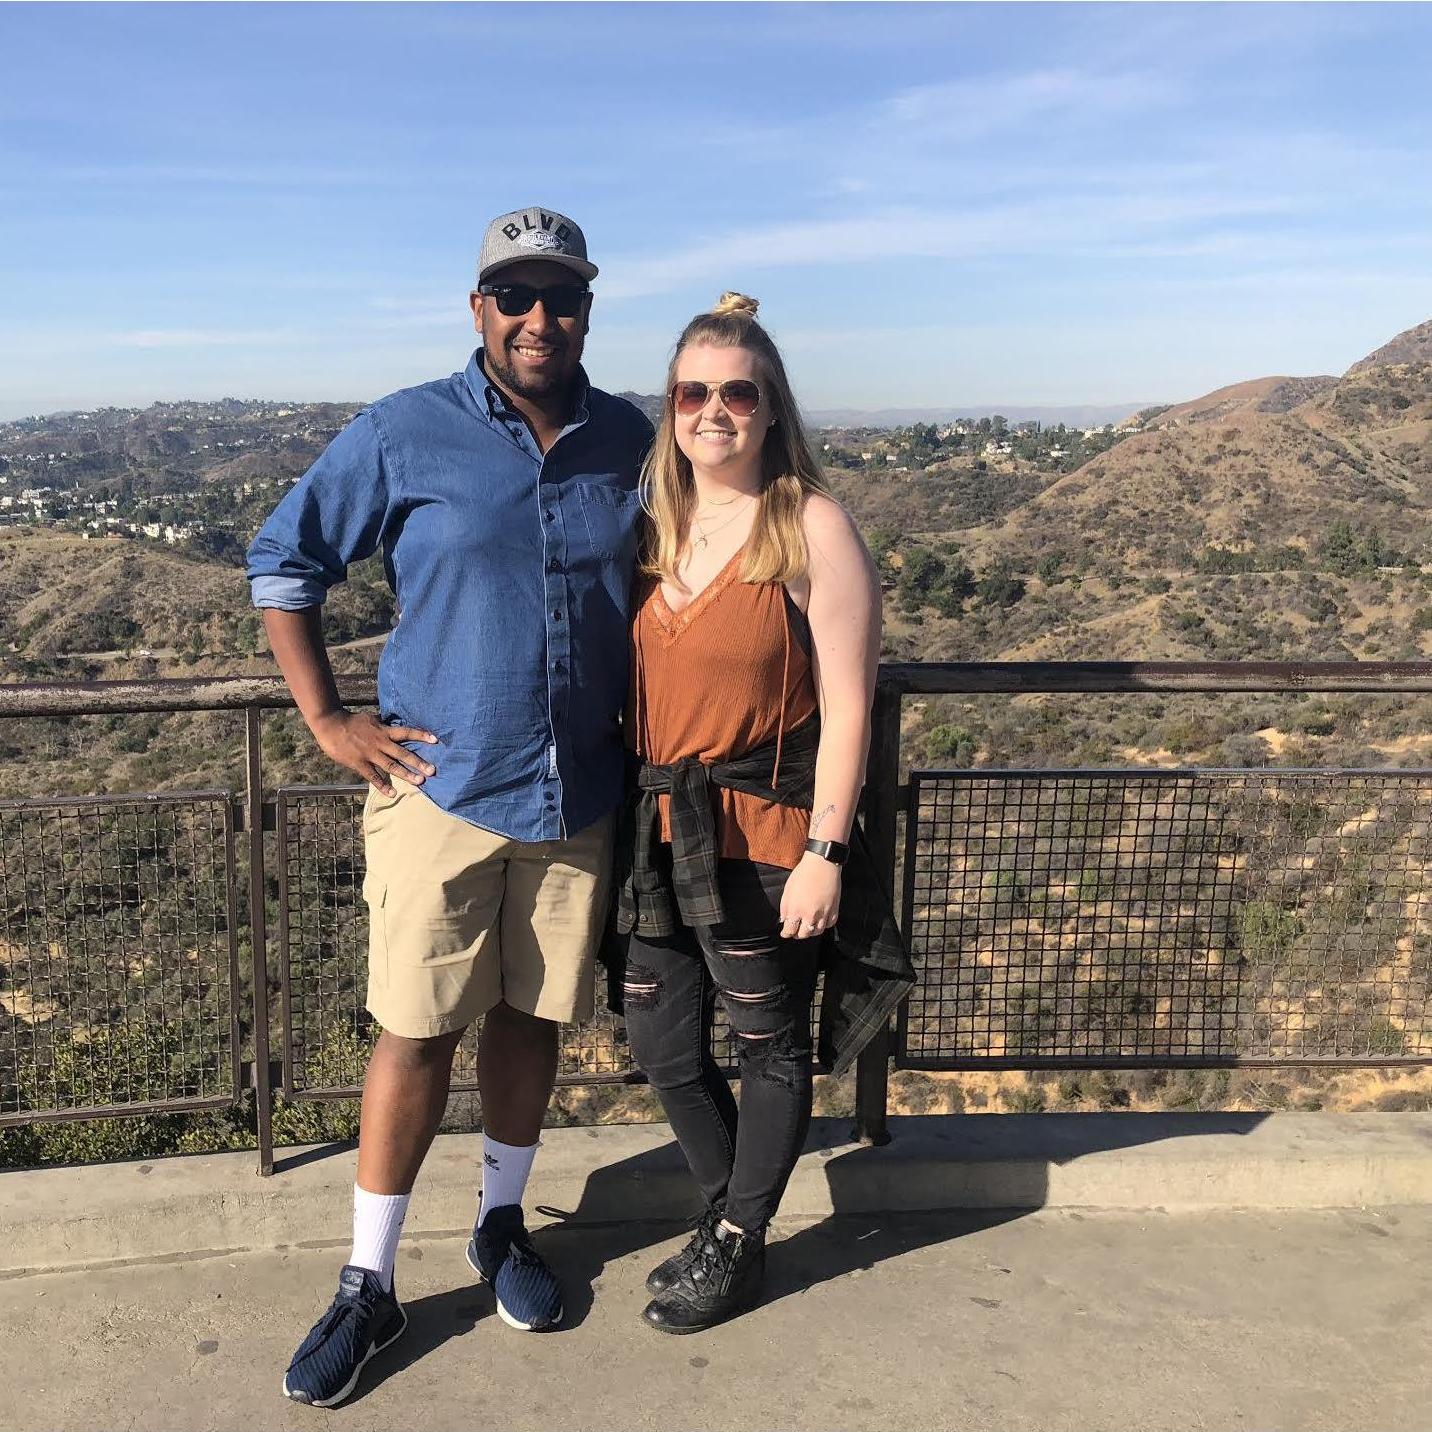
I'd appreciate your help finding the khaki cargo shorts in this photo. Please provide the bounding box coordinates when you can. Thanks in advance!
[361,781,613,1038]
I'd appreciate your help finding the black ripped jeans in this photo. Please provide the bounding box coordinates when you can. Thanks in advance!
[622,859,821,1233]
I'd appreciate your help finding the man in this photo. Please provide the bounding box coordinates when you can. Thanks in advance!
[246,206,651,1407]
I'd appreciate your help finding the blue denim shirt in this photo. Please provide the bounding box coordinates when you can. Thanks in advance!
[246,351,653,841]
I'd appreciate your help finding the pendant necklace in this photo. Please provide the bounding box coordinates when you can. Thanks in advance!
[691,495,755,552]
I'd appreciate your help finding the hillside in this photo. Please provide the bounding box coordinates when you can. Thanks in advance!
[2,312,1431,792]
[960,405,1424,572]
[1153,375,1337,427]
[1347,317,1432,374]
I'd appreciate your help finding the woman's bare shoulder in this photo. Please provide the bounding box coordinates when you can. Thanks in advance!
[800,491,864,547]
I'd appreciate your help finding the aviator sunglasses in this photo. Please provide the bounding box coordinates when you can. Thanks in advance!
[476,282,589,319]
[669,379,763,418]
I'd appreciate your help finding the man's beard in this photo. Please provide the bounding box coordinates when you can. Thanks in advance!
[485,340,572,404]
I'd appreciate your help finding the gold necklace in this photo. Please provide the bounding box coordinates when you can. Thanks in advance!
[691,496,754,552]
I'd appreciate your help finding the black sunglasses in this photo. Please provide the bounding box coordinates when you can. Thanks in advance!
[477,282,589,319]
[669,379,763,418]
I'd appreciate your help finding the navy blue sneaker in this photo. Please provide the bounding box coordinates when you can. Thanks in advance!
[282,1264,407,1408]
[465,1203,563,1331]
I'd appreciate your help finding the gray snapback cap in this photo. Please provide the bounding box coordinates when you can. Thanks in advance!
[476,206,598,286]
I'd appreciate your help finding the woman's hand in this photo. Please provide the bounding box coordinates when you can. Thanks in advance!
[310,709,438,795]
[779,853,843,941]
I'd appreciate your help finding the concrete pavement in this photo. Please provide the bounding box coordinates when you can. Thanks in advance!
[3,1205,1427,1432]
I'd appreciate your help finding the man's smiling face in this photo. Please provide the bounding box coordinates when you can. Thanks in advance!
[471,259,591,405]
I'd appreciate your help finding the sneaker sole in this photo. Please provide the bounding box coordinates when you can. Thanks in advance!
[465,1241,563,1332]
[281,1304,408,1409]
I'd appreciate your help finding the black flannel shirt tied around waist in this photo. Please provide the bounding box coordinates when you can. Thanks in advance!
[608,717,915,1076]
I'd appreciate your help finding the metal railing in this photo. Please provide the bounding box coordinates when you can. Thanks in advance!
[900,767,1432,1070]
[2,662,1431,1170]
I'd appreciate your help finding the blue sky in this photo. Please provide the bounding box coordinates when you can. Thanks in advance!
[3,2,1431,419]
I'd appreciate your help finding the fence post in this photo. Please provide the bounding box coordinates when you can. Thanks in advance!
[853,682,901,1146]
[246,706,275,1176]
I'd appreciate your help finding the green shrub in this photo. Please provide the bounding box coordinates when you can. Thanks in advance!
[924,723,978,766]
[1240,901,1301,961]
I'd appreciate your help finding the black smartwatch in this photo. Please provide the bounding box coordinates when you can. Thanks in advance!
[805,838,849,866]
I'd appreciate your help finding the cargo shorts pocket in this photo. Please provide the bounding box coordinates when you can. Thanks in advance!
[362,878,388,988]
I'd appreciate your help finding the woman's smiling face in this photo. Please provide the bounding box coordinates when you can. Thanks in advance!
[671,343,770,477]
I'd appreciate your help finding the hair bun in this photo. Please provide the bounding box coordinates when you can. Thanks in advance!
[712,291,759,319]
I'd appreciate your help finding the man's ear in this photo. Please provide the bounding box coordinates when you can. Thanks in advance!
[470,291,484,336]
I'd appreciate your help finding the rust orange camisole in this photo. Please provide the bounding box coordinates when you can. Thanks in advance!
[629,545,819,870]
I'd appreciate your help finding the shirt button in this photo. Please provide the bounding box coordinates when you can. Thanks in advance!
[544,510,556,523]
[545,792,556,805]
[551,659,564,673]
[548,558,561,573]
[551,609,562,621]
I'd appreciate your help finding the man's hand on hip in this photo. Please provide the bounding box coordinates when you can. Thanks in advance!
[311,710,438,796]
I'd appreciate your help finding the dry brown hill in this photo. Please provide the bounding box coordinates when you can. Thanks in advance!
[1297,360,1432,477]
[1155,375,1336,427]
[0,528,389,666]
[1347,317,1432,374]
[936,320,1432,576]
[959,404,1424,570]
[0,530,252,659]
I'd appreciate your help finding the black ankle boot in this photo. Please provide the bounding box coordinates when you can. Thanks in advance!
[646,1204,724,1296]
[642,1221,765,1334]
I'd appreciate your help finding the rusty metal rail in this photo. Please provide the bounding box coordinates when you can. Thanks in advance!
[2,663,1431,1171]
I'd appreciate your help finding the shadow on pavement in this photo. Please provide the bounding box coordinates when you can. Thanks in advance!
[272,1140,359,1176]
[340,1105,1275,1393]
[762,1110,1271,1308]
[344,1283,495,1406]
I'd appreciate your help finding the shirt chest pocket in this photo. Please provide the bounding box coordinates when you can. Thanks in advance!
[576,482,642,561]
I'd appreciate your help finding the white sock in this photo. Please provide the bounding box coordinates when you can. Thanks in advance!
[350,1185,409,1291]
[477,1135,539,1226]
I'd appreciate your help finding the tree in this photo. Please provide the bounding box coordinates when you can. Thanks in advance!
[976,559,1025,608]
[864,522,904,565]
[897,547,945,612]
[1318,521,1361,575]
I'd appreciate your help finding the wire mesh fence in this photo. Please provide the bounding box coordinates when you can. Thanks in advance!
[0,792,240,1122]
[899,768,1432,1068]
[8,669,1432,1169]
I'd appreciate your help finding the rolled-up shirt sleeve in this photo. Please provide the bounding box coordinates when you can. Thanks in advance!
[245,408,393,609]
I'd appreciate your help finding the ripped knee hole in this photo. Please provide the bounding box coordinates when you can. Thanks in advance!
[622,967,661,1009]
[721,986,785,1006]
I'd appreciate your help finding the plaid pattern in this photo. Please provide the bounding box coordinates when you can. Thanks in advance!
[608,719,914,1076]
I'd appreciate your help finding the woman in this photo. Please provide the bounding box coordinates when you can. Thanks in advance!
[615,293,888,1333]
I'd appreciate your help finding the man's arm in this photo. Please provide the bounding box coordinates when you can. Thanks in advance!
[262,606,436,797]
[247,410,436,794]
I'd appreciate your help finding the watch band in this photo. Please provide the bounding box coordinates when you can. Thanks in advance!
[805,838,850,866]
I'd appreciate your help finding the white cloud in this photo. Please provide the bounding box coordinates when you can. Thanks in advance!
[596,188,1309,301]
[878,67,1173,143]
[114,327,302,350]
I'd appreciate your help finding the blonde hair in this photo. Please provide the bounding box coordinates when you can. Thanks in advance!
[640,292,832,587]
